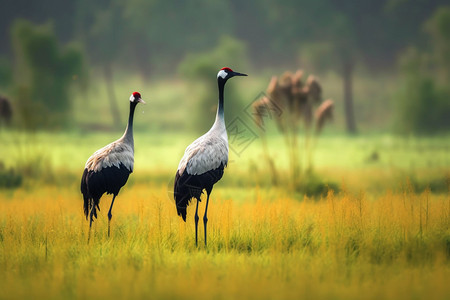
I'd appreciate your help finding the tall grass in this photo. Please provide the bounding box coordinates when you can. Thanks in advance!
[0,184,449,300]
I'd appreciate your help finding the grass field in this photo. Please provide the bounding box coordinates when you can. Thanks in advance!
[0,130,449,299]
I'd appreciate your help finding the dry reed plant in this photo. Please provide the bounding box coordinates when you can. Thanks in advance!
[252,70,334,187]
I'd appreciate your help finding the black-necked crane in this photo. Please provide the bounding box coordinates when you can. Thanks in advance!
[174,67,247,246]
[81,91,145,239]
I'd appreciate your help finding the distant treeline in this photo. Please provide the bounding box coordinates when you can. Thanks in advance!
[0,0,448,75]
[0,0,449,134]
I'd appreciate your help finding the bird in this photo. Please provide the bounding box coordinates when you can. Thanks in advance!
[174,67,247,246]
[80,91,145,239]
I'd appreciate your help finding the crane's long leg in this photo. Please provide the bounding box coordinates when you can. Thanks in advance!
[88,206,95,243]
[203,193,210,247]
[194,198,200,247]
[107,194,117,238]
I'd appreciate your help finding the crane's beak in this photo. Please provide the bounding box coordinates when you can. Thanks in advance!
[233,71,248,77]
[138,98,146,104]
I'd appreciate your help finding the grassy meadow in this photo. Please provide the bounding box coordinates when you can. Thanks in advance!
[0,128,449,300]
[0,70,449,300]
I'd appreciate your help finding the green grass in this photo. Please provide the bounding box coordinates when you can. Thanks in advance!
[0,130,447,192]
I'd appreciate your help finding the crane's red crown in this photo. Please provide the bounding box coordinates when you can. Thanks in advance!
[132,92,141,98]
[221,67,233,73]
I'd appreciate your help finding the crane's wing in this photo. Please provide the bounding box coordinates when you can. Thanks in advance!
[85,141,134,173]
[177,136,228,176]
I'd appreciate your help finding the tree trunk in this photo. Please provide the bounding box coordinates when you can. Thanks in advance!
[343,59,357,134]
[103,64,121,128]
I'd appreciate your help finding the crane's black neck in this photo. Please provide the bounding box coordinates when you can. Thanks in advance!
[217,79,226,119]
[123,101,138,141]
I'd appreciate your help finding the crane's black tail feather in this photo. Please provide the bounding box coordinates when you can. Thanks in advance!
[173,166,224,222]
[81,168,90,219]
[80,165,130,222]
[80,168,102,222]
[174,171,193,222]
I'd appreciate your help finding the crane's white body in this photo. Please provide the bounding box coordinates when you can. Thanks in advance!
[84,136,134,173]
[177,112,228,176]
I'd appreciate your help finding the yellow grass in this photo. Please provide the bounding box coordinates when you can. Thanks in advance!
[0,184,449,300]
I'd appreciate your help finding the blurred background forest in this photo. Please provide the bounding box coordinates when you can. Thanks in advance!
[0,0,449,134]
[0,0,449,194]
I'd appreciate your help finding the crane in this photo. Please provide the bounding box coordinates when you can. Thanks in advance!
[81,91,145,240]
[174,67,247,246]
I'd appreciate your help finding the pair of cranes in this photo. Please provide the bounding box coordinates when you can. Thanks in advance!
[80,67,247,245]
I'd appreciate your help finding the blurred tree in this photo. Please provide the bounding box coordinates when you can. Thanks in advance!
[75,0,125,128]
[394,7,450,134]
[425,6,450,81]
[0,57,12,89]
[0,0,77,57]
[394,49,449,134]
[328,12,358,134]
[178,36,249,133]
[11,19,85,129]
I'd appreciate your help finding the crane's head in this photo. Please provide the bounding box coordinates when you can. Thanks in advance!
[129,92,146,104]
[217,67,247,82]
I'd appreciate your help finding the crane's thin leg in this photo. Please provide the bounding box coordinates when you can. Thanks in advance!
[194,198,200,247]
[88,207,95,243]
[203,193,210,247]
[107,194,117,238]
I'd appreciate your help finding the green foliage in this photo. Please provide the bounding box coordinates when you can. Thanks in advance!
[178,36,249,133]
[0,57,12,88]
[394,8,450,135]
[0,162,22,188]
[11,19,86,129]
[178,36,248,80]
[394,48,450,134]
[425,6,450,80]
[297,172,339,197]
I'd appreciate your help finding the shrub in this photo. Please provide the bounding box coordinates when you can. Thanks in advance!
[0,162,22,188]
[0,57,12,88]
[11,19,86,129]
[394,48,450,134]
[394,8,450,135]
